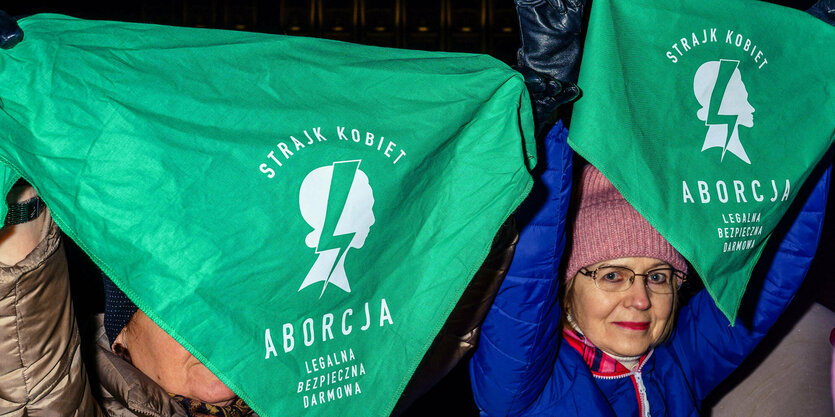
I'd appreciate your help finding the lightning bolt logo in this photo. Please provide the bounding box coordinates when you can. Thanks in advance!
[298,159,375,297]
[705,59,740,161]
[298,159,376,297]
[315,160,361,297]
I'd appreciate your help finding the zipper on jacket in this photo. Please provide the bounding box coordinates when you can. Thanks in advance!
[591,349,654,417]
[633,371,650,417]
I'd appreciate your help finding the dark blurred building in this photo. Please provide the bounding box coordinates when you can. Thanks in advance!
[7,1,521,65]
[7,0,818,65]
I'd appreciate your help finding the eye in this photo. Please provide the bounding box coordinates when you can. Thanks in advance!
[601,271,626,282]
[647,270,671,285]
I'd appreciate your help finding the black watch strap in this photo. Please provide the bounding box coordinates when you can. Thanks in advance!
[4,196,44,226]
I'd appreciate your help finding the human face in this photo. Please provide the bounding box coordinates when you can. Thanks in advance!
[113,310,237,405]
[566,257,674,357]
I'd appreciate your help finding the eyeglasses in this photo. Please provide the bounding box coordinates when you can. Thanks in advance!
[577,265,686,294]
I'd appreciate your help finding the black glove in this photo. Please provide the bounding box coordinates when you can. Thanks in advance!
[516,66,580,136]
[0,10,23,50]
[808,0,835,26]
[514,0,585,136]
[515,0,585,84]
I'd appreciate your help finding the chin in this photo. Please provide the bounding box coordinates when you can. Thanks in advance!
[615,346,650,357]
[184,362,239,404]
[610,340,652,357]
[194,381,237,405]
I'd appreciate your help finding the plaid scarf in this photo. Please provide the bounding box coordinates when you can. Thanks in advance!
[171,395,252,417]
[562,328,648,376]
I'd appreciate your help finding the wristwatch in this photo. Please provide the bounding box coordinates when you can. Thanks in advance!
[4,196,44,226]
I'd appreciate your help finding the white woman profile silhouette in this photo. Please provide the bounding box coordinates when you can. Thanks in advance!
[298,160,375,296]
[694,59,755,164]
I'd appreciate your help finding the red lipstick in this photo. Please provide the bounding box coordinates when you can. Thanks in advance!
[614,322,650,331]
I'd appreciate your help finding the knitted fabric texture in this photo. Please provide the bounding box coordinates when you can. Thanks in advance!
[103,273,139,347]
[564,165,687,281]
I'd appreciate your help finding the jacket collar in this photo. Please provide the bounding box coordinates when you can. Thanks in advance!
[562,328,652,378]
[91,314,259,417]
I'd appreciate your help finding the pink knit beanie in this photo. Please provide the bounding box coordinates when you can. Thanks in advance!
[564,165,688,281]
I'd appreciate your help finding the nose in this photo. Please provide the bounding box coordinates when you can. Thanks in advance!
[624,280,652,311]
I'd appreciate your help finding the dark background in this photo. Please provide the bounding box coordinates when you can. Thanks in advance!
[5,0,818,66]
[7,0,525,65]
[6,1,831,416]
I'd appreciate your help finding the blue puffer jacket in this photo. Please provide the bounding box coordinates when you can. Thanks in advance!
[469,122,832,416]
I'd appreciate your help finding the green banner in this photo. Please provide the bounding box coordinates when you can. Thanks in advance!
[569,0,835,322]
[0,15,534,416]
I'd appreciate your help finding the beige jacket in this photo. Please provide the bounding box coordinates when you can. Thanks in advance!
[0,214,102,416]
[0,216,247,417]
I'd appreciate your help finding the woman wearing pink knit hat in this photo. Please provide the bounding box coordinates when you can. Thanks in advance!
[470,0,835,414]
[471,123,831,416]
[559,165,689,371]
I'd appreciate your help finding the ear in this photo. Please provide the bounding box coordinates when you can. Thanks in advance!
[112,331,133,364]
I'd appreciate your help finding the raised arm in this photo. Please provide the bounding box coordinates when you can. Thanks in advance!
[0,184,104,416]
[470,122,573,415]
[470,2,584,410]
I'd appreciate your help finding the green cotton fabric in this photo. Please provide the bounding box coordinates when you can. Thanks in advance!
[0,15,535,416]
[569,0,835,322]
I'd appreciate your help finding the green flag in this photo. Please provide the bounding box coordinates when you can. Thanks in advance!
[0,15,535,416]
[569,0,835,322]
